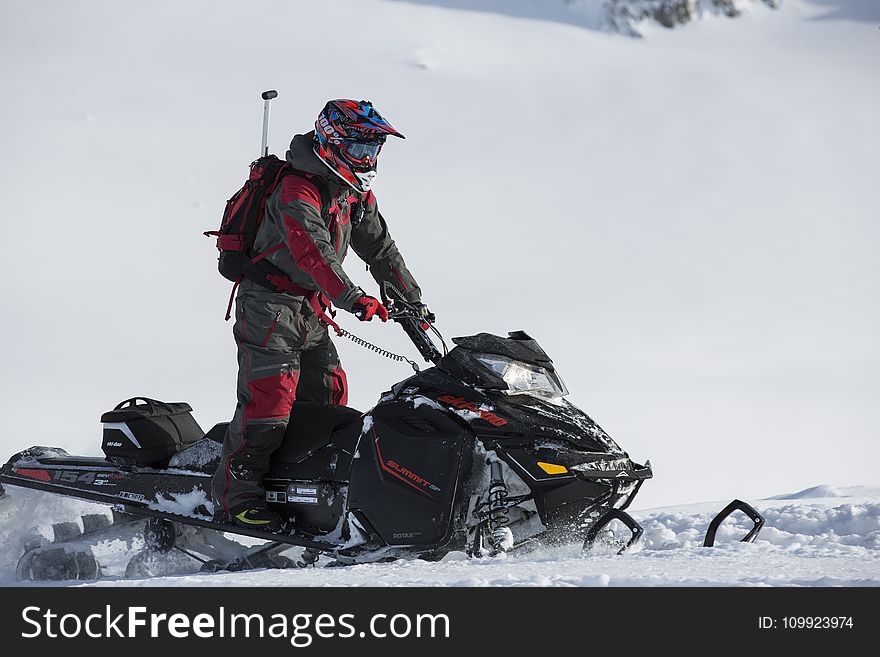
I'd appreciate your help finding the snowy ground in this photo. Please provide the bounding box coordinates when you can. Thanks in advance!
[1,484,876,586]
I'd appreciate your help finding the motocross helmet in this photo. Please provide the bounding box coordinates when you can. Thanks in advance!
[313,99,405,193]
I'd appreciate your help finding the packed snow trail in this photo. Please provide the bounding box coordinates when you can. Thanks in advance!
[1,485,876,586]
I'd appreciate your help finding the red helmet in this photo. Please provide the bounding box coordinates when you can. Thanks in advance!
[313,99,404,193]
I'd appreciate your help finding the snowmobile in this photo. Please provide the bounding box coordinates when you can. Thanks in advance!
[1,283,676,580]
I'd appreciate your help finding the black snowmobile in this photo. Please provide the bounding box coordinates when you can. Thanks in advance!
[0,286,664,579]
[0,287,763,580]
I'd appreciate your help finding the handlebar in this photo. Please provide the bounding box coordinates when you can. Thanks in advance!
[381,282,444,365]
[395,312,443,364]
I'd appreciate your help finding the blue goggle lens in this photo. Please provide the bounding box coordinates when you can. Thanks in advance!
[344,140,381,161]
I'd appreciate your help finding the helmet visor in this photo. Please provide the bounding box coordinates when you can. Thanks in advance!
[343,139,382,164]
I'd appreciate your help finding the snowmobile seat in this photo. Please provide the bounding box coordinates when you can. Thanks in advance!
[273,401,362,465]
[168,403,362,476]
[204,423,228,443]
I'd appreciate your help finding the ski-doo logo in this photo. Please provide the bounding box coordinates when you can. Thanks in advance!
[436,394,509,427]
[318,116,343,145]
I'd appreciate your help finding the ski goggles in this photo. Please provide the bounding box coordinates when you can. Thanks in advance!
[343,138,383,163]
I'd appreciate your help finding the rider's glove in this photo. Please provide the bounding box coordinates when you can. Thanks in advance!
[412,302,435,329]
[351,295,389,322]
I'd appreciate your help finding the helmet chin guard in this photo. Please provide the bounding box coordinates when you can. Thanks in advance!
[355,169,377,192]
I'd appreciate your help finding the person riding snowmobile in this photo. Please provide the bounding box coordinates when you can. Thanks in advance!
[211,99,431,531]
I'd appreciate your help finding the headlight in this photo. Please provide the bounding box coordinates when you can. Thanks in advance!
[474,354,568,399]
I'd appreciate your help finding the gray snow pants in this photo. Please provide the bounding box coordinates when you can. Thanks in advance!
[211,281,348,517]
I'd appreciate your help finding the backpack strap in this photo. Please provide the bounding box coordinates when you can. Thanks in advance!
[297,170,334,220]
[226,167,345,335]
[224,277,242,321]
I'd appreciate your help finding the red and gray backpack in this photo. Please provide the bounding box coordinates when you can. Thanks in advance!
[204,155,331,317]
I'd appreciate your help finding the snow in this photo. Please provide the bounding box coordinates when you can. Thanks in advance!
[0,0,878,584]
[2,483,875,586]
[0,487,116,579]
[766,485,880,501]
[149,488,213,518]
[352,415,374,459]
[169,438,220,470]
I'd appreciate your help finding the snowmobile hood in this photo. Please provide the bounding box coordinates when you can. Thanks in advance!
[447,331,554,370]
[285,131,333,179]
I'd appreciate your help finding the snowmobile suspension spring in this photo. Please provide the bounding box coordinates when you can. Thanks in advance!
[336,327,421,372]
[486,459,510,542]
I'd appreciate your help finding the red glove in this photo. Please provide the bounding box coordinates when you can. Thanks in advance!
[352,295,389,322]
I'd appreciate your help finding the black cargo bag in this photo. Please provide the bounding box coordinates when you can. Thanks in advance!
[101,397,204,466]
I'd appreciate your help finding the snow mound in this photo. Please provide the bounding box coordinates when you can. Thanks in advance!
[641,499,880,553]
[767,485,880,500]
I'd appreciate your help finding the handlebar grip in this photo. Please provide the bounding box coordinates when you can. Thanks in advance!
[398,315,442,363]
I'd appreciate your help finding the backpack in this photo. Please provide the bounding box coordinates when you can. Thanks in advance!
[204,155,349,322]
[204,154,297,284]
[205,155,331,319]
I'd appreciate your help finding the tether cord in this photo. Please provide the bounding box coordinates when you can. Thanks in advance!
[336,326,422,372]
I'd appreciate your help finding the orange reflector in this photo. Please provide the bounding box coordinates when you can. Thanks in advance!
[537,462,568,475]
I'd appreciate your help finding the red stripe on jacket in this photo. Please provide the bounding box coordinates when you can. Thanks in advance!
[280,176,347,299]
[280,175,322,211]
